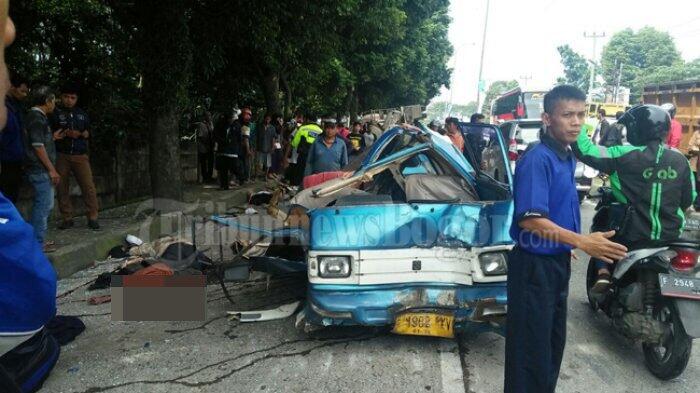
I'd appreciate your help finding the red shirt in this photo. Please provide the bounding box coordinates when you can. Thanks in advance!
[667,119,682,148]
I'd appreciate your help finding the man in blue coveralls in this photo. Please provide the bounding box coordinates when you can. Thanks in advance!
[504,85,628,392]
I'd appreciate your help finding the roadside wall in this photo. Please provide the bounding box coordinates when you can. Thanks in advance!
[13,144,198,218]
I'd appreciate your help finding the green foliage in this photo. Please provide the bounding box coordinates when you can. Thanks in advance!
[634,58,700,100]
[8,0,453,196]
[481,80,519,116]
[426,100,477,122]
[133,0,192,114]
[600,27,682,101]
[8,0,144,160]
[556,44,590,93]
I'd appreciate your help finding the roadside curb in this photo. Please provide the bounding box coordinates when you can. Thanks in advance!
[48,183,262,279]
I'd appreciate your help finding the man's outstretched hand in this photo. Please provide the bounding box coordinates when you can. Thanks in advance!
[576,230,627,263]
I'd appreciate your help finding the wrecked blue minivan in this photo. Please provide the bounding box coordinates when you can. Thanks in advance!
[215,122,513,338]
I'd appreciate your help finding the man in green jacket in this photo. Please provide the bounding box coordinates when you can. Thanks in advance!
[572,104,696,291]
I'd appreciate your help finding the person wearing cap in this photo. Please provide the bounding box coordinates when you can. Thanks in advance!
[304,118,348,178]
[50,83,100,230]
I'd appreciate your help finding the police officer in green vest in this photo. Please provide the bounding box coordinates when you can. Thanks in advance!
[288,114,321,185]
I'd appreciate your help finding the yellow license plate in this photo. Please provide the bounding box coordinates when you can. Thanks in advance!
[392,312,454,338]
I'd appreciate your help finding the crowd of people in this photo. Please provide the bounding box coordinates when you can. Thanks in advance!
[195,108,380,191]
[0,76,101,252]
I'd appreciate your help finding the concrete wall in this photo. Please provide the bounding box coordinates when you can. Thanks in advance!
[13,144,199,218]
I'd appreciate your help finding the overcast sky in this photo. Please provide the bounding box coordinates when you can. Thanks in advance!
[437,0,700,106]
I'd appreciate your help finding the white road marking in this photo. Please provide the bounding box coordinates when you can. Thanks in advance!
[439,339,466,393]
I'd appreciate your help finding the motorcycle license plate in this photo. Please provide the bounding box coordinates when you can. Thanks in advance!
[659,274,700,300]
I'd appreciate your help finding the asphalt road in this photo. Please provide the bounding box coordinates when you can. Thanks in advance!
[44,200,699,393]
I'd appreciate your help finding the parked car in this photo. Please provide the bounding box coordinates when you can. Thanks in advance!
[493,119,594,202]
[214,123,514,338]
[494,120,541,172]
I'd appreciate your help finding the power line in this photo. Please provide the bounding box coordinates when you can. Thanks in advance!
[668,16,700,30]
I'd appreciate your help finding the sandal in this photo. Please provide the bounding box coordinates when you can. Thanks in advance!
[591,271,612,294]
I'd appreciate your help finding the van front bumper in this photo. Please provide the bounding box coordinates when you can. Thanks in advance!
[304,282,507,335]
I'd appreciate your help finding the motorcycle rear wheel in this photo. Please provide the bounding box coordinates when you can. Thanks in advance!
[642,300,692,380]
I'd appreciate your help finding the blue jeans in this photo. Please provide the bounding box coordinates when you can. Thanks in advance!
[26,172,54,243]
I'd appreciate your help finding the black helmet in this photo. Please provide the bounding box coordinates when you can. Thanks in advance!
[618,104,670,146]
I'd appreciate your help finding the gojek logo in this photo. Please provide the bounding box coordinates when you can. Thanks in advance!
[643,166,678,180]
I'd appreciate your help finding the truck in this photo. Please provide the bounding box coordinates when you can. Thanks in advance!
[643,79,700,154]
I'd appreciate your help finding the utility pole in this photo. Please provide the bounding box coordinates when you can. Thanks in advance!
[583,31,605,102]
[476,0,490,111]
[614,62,624,103]
[519,74,532,89]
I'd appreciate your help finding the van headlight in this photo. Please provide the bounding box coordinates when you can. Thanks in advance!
[318,256,351,278]
[479,252,508,276]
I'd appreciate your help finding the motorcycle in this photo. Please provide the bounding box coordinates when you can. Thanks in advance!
[586,187,700,380]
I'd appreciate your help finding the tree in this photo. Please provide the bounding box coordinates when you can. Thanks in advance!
[600,27,682,101]
[426,100,477,121]
[481,80,519,116]
[352,0,452,112]
[133,0,192,209]
[556,44,590,93]
[9,0,144,164]
[634,58,700,96]
[9,0,454,206]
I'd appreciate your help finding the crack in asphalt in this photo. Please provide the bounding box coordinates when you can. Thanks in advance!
[67,312,111,318]
[456,335,472,393]
[164,315,229,334]
[75,333,382,393]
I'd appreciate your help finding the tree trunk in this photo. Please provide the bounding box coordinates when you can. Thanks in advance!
[134,0,192,212]
[345,84,356,121]
[280,73,292,118]
[259,71,281,115]
[148,109,183,211]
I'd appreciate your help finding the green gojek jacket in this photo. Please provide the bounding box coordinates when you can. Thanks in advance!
[572,127,697,248]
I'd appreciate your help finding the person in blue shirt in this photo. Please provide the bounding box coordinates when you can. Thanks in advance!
[0,6,59,389]
[303,118,348,178]
[505,85,627,393]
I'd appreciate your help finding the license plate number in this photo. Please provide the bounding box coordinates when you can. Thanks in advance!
[392,313,454,338]
[659,274,700,300]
